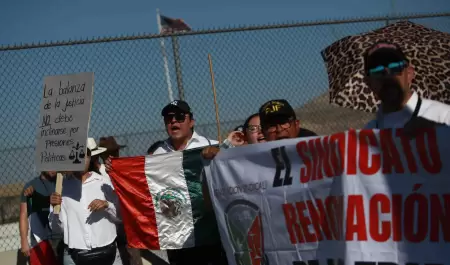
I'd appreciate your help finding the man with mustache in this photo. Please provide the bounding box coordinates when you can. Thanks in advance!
[202,99,317,159]
[363,41,450,130]
[258,99,317,141]
[153,100,218,154]
[152,100,222,265]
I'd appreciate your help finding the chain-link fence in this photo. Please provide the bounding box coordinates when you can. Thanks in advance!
[0,12,449,252]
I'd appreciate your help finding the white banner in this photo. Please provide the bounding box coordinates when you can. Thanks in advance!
[205,127,450,265]
[35,72,94,172]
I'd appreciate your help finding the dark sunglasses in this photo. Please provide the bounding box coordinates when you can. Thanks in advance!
[164,113,187,123]
[368,61,407,77]
[262,117,294,132]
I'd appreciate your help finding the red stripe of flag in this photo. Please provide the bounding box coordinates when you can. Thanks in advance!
[109,156,160,249]
[29,240,58,265]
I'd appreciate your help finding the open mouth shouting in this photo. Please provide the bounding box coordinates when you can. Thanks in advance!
[170,124,181,133]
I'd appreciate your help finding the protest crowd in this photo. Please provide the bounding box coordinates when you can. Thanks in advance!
[19,24,450,265]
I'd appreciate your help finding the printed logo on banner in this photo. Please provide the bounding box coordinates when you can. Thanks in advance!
[224,199,268,265]
[155,188,186,218]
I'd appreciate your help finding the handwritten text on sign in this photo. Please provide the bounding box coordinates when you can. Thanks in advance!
[35,72,94,172]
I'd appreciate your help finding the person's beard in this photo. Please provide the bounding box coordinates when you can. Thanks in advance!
[378,77,406,111]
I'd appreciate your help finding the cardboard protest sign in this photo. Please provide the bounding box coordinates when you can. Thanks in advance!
[35,72,94,172]
[206,128,450,265]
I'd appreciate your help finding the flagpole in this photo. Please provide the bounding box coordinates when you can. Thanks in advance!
[171,35,185,101]
[157,8,174,102]
[208,54,222,143]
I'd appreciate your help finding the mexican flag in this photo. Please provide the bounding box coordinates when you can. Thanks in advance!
[108,146,220,250]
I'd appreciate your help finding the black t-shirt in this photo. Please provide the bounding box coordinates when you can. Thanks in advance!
[298,128,318,138]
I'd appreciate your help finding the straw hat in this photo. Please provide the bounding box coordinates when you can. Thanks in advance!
[87,138,107,156]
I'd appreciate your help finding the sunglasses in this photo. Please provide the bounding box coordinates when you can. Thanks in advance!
[163,113,187,123]
[262,117,294,133]
[368,61,407,77]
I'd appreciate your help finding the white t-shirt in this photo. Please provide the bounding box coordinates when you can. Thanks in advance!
[364,92,450,129]
[152,131,219,154]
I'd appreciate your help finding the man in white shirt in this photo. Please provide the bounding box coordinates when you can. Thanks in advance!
[152,100,218,154]
[363,41,450,129]
[150,100,223,265]
[104,100,221,264]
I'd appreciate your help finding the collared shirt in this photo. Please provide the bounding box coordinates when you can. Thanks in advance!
[152,131,219,154]
[99,164,114,187]
[49,172,118,250]
[99,163,123,224]
[365,91,450,129]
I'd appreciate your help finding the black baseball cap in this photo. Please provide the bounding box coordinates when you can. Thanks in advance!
[161,100,192,116]
[258,99,296,125]
[364,41,409,74]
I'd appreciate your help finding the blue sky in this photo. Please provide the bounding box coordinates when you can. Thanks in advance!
[1,0,448,46]
[0,0,449,183]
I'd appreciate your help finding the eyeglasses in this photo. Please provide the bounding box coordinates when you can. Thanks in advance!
[263,118,294,133]
[164,113,187,123]
[368,61,407,77]
[246,125,261,133]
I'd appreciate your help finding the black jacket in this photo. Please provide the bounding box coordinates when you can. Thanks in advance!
[298,128,318,138]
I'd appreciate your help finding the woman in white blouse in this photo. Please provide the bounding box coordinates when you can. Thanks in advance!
[49,145,119,265]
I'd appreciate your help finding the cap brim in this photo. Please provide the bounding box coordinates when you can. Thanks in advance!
[261,113,295,124]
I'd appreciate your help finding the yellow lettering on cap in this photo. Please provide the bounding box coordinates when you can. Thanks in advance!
[264,101,284,114]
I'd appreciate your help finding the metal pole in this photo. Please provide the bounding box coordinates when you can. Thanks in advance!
[171,35,185,100]
[387,0,396,26]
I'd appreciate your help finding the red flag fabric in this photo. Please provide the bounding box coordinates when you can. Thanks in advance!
[29,240,58,265]
[109,156,160,249]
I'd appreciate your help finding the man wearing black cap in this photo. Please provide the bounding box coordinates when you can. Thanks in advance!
[201,99,317,160]
[258,99,317,141]
[153,100,218,154]
[153,100,222,265]
[363,41,450,129]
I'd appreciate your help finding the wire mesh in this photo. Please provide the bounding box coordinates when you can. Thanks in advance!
[0,13,449,252]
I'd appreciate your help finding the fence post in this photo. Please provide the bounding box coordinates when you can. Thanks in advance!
[171,35,185,101]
